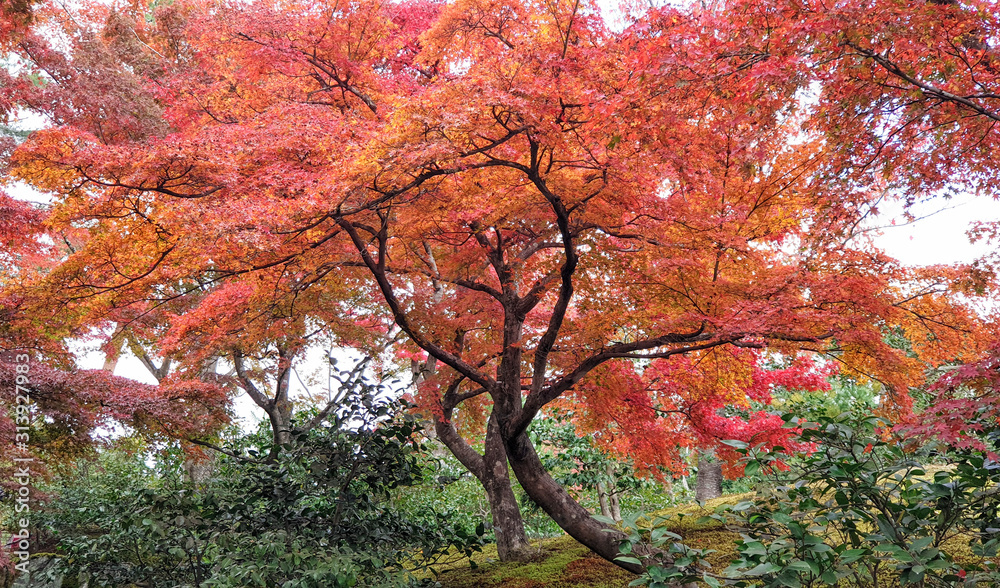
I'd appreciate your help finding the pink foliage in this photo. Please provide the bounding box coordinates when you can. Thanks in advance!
[898,345,1000,457]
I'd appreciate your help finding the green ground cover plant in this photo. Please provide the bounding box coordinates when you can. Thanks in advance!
[622,414,1000,588]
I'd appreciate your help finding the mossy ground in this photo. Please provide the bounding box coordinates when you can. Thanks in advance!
[430,495,748,588]
[429,535,635,588]
[429,489,990,588]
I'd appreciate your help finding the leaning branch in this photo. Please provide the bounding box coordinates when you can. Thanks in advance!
[333,216,498,394]
[845,41,1000,122]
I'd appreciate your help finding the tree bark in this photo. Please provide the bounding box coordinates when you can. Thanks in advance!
[597,465,622,522]
[695,451,723,503]
[597,480,611,520]
[269,360,294,449]
[182,451,215,487]
[608,464,622,522]
[505,431,645,574]
[232,348,294,460]
[434,409,532,561]
[482,415,533,560]
[504,433,693,585]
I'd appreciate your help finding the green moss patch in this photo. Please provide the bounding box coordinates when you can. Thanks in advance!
[434,486,1000,587]
[433,495,751,587]
[432,535,634,588]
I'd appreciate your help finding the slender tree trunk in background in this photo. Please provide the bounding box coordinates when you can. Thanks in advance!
[663,477,675,500]
[597,465,622,522]
[182,452,215,487]
[695,451,723,503]
[597,480,612,520]
[270,361,294,449]
[124,336,222,484]
[609,465,622,522]
[102,352,119,373]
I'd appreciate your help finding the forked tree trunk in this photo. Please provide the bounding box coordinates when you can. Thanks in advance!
[434,410,532,561]
[407,317,531,560]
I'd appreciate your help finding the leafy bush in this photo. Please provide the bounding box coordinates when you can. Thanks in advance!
[391,444,566,541]
[390,451,498,545]
[619,413,1000,588]
[37,394,482,588]
[769,376,878,427]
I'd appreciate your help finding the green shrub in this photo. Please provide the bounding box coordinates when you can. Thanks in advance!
[619,413,1000,588]
[37,394,482,588]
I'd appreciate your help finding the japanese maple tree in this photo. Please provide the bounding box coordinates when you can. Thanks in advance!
[3,0,997,571]
[0,0,231,501]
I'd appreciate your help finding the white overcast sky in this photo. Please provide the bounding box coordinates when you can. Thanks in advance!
[876,194,1000,266]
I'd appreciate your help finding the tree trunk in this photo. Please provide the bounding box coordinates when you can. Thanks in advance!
[597,465,622,522]
[607,464,622,521]
[663,476,675,500]
[695,451,722,503]
[273,357,294,446]
[434,410,532,561]
[597,480,612,520]
[483,421,532,561]
[182,451,215,487]
[505,431,645,574]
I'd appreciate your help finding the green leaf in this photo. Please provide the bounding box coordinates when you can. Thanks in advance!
[771,511,793,525]
[840,549,868,564]
[745,562,781,576]
[910,536,934,552]
[786,561,816,575]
